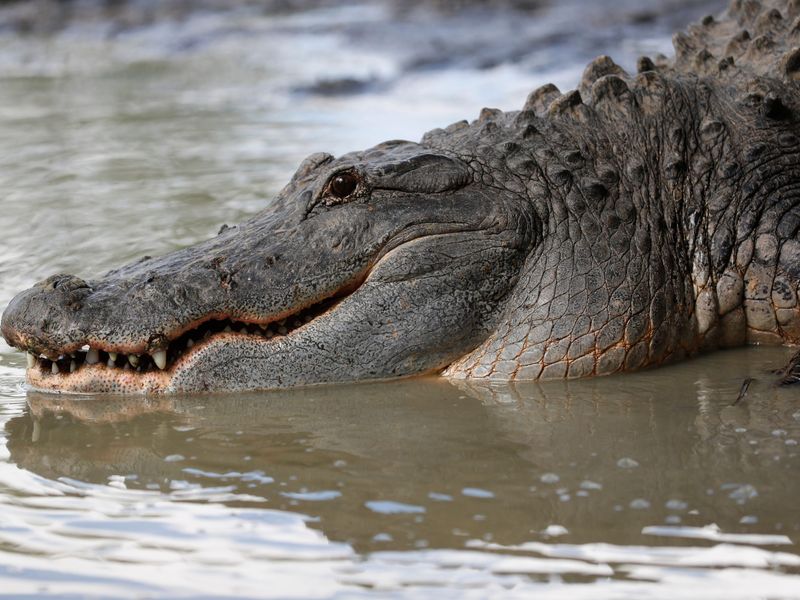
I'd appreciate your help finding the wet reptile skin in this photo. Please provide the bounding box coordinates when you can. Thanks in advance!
[3,0,800,392]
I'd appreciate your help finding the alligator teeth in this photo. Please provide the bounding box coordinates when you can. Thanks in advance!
[85,348,99,364]
[32,300,328,378]
[152,350,167,370]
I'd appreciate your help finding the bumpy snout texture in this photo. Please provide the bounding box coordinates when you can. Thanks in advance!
[3,274,93,354]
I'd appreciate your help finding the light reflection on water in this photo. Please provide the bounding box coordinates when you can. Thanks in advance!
[0,0,798,596]
[1,347,799,596]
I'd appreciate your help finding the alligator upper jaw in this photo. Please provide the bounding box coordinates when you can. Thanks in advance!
[18,288,347,394]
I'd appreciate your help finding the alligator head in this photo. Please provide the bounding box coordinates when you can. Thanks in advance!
[2,141,536,392]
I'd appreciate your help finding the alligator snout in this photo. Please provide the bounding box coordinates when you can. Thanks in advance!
[2,273,92,357]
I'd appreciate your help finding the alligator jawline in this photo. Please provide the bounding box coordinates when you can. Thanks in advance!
[26,292,345,383]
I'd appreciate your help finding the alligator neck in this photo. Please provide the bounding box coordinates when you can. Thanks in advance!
[444,55,800,380]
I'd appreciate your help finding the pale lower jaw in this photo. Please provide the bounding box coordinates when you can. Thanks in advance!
[24,331,276,395]
[27,362,171,394]
[18,290,346,393]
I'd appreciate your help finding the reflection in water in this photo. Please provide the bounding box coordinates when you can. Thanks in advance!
[0,351,798,595]
[5,349,799,565]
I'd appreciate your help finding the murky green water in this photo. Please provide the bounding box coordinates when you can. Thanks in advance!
[1,0,798,597]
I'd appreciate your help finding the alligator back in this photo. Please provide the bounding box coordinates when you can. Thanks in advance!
[441,0,800,380]
[672,0,800,82]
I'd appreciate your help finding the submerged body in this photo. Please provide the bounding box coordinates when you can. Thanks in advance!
[3,0,800,393]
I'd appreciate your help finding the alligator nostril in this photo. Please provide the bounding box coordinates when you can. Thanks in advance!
[61,277,89,293]
[39,274,90,293]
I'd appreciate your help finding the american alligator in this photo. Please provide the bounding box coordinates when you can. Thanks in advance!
[3,0,800,393]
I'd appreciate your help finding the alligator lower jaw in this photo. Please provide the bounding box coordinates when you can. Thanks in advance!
[22,294,341,394]
[27,362,171,394]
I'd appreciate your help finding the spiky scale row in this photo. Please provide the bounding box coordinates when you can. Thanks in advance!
[666,0,800,83]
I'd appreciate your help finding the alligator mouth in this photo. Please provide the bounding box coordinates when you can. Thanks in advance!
[22,292,346,393]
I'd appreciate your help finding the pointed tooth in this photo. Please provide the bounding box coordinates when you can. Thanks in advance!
[26,352,36,369]
[258,323,268,330]
[239,327,248,335]
[303,315,313,323]
[108,352,118,361]
[107,358,116,368]
[265,330,274,338]
[277,326,288,335]
[152,350,167,370]
[51,362,59,375]
[128,354,139,367]
[86,348,99,364]
[69,360,77,373]
[80,344,90,352]
[223,325,232,333]
[186,339,194,349]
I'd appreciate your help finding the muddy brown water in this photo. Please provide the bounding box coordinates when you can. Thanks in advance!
[0,0,798,597]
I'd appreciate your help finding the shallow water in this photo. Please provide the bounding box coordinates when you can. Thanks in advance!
[1,0,799,597]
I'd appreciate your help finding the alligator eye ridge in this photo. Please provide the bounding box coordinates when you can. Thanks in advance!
[329,171,358,199]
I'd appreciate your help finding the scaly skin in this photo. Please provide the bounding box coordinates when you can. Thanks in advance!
[2,0,800,393]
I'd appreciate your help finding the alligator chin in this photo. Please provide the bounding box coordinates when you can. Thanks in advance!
[23,294,344,394]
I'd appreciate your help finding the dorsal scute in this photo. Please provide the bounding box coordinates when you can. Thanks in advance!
[666,0,800,84]
[419,1,800,157]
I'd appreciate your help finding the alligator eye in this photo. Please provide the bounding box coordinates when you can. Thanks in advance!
[329,171,358,199]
